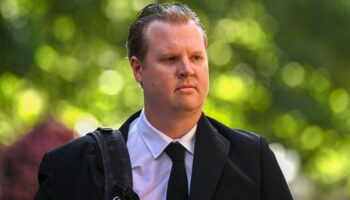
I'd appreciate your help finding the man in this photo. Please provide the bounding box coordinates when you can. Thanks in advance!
[34,3,293,200]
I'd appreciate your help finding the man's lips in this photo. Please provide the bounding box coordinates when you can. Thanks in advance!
[176,85,196,91]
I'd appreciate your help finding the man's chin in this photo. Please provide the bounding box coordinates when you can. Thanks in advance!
[173,102,203,113]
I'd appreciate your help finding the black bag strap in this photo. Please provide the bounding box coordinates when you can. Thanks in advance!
[89,127,139,200]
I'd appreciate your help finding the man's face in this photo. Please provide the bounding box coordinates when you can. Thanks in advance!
[130,20,209,114]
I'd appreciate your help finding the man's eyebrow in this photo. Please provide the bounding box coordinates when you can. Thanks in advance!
[158,53,177,58]
[192,51,206,54]
[157,50,206,57]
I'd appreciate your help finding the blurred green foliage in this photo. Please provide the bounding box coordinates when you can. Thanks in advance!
[0,0,349,199]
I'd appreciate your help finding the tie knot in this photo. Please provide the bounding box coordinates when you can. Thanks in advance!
[165,142,186,162]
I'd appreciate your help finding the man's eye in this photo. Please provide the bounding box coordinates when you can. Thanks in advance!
[167,57,177,61]
[161,56,177,63]
[192,55,202,61]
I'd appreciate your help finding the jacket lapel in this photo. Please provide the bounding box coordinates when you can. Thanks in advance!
[189,114,230,200]
[119,110,141,140]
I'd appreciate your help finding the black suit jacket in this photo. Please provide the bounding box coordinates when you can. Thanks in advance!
[34,112,293,200]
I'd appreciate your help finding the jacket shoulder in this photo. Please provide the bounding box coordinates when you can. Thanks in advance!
[207,116,262,143]
[205,116,293,199]
[46,134,97,160]
[206,115,267,158]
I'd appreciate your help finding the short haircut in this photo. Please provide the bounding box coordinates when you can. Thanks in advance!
[126,3,207,61]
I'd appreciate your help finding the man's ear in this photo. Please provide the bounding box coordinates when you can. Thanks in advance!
[129,56,143,84]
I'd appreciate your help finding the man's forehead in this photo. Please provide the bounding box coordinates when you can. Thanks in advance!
[146,20,192,32]
[145,20,204,41]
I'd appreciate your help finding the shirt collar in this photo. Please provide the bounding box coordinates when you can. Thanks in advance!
[137,109,196,159]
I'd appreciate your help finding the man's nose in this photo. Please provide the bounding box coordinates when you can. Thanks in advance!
[178,58,195,77]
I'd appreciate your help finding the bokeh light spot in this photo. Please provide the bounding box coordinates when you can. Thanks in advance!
[208,41,233,66]
[53,16,76,42]
[282,62,305,87]
[0,0,32,21]
[213,17,267,50]
[99,70,124,95]
[56,56,80,81]
[213,18,237,43]
[105,0,132,22]
[74,113,100,136]
[309,148,350,184]
[0,72,21,98]
[300,126,323,150]
[16,89,45,123]
[329,88,349,114]
[274,113,299,138]
[35,45,58,72]
[213,75,245,102]
[98,50,119,68]
[58,102,83,128]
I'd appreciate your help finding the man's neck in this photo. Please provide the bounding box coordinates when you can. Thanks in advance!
[143,107,202,139]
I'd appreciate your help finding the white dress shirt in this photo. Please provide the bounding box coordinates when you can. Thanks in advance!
[126,109,196,200]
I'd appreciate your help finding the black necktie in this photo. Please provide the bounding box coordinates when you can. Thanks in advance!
[165,142,189,200]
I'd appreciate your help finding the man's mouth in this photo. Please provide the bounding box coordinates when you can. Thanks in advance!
[176,85,196,92]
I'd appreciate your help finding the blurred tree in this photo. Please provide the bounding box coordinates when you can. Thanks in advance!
[0,117,75,200]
